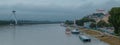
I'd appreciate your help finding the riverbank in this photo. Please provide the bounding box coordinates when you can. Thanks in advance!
[80,28,120,45]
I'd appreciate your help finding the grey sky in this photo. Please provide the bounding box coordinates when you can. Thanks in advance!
[0,0,120,21]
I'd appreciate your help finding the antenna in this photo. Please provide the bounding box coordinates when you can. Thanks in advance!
[12,10,17,25]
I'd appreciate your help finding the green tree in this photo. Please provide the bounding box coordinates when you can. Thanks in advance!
[109,7,120,35]
[90,23,96,28]
[76,17,95,26]
[81,17,95,22]
[76,20,84,26]
[97,20,110,28]
[65,20,73,25]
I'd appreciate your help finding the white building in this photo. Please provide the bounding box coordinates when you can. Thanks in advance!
[84,22,92,28]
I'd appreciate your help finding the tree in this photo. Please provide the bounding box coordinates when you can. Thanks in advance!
[76,20,84,26]
[81,17,95,22]
[97,20,110,28]
[65,20,73,25]
[90,23,96,28]
[76,17,95,26]
[109,7,120,35]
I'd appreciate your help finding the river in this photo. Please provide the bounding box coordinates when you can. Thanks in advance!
[0,24,109,45]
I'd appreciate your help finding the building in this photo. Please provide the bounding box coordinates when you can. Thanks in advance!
[84,22,92,28]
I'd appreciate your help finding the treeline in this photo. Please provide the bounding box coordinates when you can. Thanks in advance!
[0,20,11,25]
[65,18,95,26]
[0,20,63,25]
[65,17,111,28]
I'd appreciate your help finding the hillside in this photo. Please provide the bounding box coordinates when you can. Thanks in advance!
[101,14,110,23]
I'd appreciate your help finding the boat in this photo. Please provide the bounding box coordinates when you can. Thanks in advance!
[71,29,80,34]
[79,35,91,42]
[65,28,71,34]
[66,28,70,32]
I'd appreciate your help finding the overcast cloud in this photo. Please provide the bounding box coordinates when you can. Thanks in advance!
[0,0,120,21]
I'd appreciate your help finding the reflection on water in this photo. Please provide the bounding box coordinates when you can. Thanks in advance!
[0,24,109,45]
[65,32,72,37]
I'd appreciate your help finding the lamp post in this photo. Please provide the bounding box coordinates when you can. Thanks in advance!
[95,19,98,30]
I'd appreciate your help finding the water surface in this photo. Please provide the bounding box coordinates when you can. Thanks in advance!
[0,24,109,45]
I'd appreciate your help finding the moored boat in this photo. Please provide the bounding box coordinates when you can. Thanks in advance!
[71,29,80,34]
[79,35,91,42]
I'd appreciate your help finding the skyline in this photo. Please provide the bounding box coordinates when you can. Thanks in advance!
[0,0,120,21]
